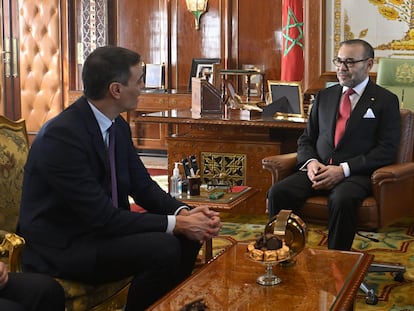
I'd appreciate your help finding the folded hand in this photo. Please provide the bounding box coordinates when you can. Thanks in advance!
[311,165,345,190]
[175,207,222,242]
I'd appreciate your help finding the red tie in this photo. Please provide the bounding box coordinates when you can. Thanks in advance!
[334,88,354,146]
[108,123,118,208]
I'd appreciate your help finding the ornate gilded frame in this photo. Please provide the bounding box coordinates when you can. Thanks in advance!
[267,81,304,120]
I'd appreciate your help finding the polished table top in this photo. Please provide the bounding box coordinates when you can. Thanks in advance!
[148,242,373,311]
[135,108,307,129]
[177,186,258,211]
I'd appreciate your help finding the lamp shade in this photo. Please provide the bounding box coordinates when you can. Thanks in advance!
[185,0,208,30]
[186,0,208,11]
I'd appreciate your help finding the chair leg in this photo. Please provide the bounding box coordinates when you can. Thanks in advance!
[360,263,406,305]
[359,282,378,305]
[368,263,406,281]
[368,262,406,272]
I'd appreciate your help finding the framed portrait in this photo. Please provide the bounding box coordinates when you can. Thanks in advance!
[265,81,304,120]
[188,58,220,91]
[144,63,165,89]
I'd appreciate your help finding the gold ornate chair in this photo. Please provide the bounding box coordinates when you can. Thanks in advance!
[376,57,414,111]
[262,109,414,304]
[0,117,28,273]
[0,115,131,311]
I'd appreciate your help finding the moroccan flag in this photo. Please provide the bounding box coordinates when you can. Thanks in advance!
[281,0,304,81]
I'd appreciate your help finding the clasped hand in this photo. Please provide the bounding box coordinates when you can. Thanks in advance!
[175,206,222,242]
[307,160,345,190]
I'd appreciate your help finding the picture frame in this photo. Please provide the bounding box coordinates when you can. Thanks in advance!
[304,0,335,93]
[188,58,220,91]
[265,81,304,120]
[241,64,264,97]
[144,63,165,89]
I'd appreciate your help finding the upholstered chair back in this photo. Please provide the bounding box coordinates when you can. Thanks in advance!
[0,116,29,235]
[376,58,414,111]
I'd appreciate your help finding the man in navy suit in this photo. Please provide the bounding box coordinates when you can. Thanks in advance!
[267,39,400,250]
[0,262,64,311]
[18,46,221,310]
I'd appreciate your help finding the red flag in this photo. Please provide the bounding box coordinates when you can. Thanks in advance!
[281,0,304,82]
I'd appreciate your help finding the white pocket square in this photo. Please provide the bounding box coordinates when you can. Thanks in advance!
[363,108,376,118]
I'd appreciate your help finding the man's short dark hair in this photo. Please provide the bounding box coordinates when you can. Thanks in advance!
[339,39,375,59]
[82,46,141,100]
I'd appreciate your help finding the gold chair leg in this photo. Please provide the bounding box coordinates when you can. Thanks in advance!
[0,233,25,272]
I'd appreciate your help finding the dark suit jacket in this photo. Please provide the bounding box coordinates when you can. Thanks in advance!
[297,80,400,175]
[18,96,185,279]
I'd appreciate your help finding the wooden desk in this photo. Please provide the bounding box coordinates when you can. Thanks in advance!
[135,109,306,214]
[148,243,373,311]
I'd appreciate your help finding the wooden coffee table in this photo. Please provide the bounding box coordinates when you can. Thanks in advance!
[147,242,373,311]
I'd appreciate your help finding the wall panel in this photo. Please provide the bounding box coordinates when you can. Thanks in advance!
[173,0,223,90]
[118,0,169,69]
[117,0,284,92]
[236,0,282,86]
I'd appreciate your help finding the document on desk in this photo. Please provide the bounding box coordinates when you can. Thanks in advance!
[230,185,249,193]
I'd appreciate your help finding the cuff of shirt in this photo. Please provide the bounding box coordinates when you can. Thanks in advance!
[340,162,350,177]
[166,206,190,234]
[300,158,317,171]
[175,205,190,215]
[166,215,175,234]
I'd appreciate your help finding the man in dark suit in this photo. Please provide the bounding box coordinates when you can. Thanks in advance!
[267,39,400,250]
[17,46,221,310]
[0,262,65,311]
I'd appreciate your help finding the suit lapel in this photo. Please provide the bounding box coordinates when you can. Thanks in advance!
[339,81,376,145]
[76,97,108,166]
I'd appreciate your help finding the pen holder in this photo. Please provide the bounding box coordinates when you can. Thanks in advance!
[181,179,188,194]
[187,176,201,196]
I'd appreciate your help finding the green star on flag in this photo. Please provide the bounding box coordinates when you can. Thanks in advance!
[281,0,304,82]
[282,7,304,56]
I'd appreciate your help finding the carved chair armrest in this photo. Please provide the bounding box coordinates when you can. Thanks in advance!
[371,162,414,224]
[262,152,298,185]
[0,232,25,272]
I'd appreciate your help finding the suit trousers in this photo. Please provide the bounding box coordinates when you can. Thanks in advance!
[0,272,65,311]
[267,171,371,250]
[90,231,201,311]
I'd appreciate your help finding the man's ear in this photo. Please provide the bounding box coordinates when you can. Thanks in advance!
[367,58,374,71]
[108,82,122,99]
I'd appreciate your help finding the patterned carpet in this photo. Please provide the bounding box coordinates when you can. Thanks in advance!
[213,213,414,311]
[145,167,414,310]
